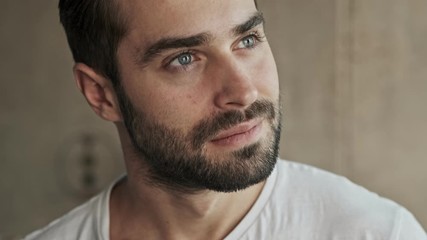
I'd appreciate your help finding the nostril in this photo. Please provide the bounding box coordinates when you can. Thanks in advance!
[215,83,258,110]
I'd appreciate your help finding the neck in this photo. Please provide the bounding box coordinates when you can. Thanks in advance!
[110,170,265,240]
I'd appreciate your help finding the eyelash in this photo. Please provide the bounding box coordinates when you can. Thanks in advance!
[165,31,266,72]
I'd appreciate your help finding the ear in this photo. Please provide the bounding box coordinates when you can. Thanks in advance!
[73,63,123,122]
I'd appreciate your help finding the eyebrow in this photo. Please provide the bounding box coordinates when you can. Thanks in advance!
[232,11,265,36]
[137,11,265,66]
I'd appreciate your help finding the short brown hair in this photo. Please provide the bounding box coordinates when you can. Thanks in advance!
[59,0,127,88]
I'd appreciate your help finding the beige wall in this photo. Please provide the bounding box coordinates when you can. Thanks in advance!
[260,0,427,229]
[351,0,427,227]
[0,0,426,238]
[0,1,125,238]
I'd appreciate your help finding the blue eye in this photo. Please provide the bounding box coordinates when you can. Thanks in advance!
[165,50,199,72]
[241,36,256,48]
[171,52,193,67]
[236,32,265,50]
[178,53,192,65]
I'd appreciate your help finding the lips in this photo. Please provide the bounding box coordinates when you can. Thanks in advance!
[210,119,262,143]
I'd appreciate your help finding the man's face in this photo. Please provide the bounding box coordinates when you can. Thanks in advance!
[115,0,281,192]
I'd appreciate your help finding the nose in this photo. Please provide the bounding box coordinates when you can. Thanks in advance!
[213,58,258,110]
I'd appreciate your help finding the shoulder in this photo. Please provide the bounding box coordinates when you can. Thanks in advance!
[24,190,108,240]
[267,160,426,238]
[274,160,397,210]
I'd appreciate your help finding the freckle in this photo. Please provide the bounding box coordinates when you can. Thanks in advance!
[186,94,197,104]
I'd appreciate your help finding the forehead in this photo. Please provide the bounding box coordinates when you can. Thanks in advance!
[120,0,258,45]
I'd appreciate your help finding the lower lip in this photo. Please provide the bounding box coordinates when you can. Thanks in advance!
[210,122,263,148]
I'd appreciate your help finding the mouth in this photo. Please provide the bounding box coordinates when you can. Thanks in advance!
[210,118,263,147]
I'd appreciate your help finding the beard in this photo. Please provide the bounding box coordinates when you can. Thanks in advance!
[117,87,281,193]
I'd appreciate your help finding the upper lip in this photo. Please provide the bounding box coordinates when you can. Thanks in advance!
[211,119,261,141]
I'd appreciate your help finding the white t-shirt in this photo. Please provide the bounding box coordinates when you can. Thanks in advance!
[26,160,427,240]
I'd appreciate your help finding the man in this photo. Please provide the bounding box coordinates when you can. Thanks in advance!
[26,0,426,239]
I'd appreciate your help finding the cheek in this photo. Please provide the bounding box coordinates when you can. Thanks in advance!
[139,87,206,131]
[252,49,280,99]
[122,68,211,135]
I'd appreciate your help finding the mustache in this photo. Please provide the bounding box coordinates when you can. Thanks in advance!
[190,99,276,149]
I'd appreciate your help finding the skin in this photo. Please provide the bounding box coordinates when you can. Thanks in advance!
[73,0,280,239]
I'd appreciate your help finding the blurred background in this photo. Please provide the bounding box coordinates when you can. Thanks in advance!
[0,0,426,238]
